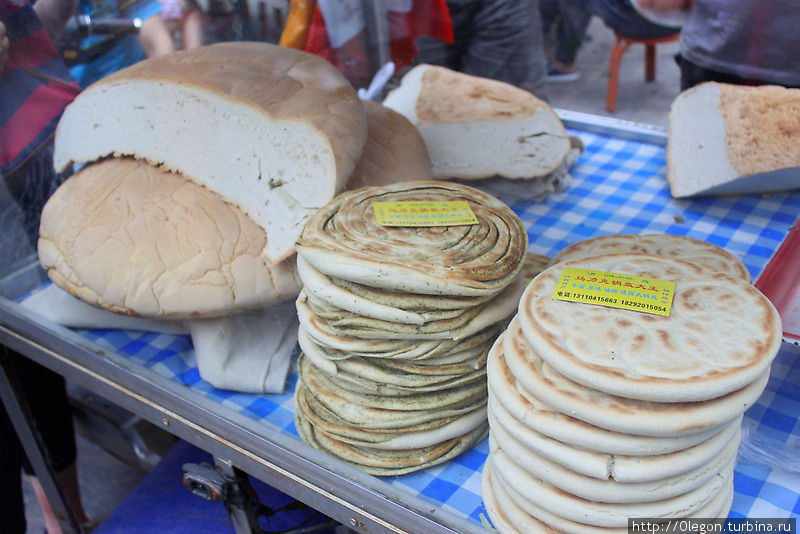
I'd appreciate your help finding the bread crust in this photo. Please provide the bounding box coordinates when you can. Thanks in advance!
[39,158,301,318]
[346,101,432,190]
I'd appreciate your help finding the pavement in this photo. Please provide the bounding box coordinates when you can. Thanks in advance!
[543,18,682,127]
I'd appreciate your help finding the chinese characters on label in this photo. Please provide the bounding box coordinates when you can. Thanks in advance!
[552,267,676,316]
[372,201,479,227]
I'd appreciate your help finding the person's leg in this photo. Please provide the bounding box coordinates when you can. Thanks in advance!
[458,0,547,88]
[539,0,560,34]
[181,2,203,50]
[552,0,593,68]
[589,0,678,39]
[0,398,27,534]
[14,354,88,531]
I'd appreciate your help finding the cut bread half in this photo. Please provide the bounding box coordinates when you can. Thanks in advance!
[668,82,800,198]
[53,42,367,263]
[383,64,571,180]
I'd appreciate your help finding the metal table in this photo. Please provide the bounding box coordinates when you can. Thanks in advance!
[2,113,798,534]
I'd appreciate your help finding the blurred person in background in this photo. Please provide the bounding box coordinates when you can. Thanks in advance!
[157,0,203,50]
[638,0,800,89]
[540,0,678,82]
[68,0,173,87]
[1,1,91,531]
[414,0,548,92]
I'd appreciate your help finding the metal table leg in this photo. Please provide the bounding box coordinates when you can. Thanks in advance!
[213,457,264,534]
[0,346,83,534]
[183,456,341,534]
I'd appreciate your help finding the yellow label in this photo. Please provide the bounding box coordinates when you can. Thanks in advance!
[372,201,479,227]
[552,267,675,316]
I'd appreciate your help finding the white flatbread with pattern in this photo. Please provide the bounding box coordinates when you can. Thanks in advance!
[550,234,749,281]
[519,254,781,402]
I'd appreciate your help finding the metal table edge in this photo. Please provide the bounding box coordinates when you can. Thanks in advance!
[555,108,668,146]
[0,300,484,534]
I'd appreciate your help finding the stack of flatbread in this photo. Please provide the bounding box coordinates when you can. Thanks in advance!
[484,249,782,532]
[293,181,528,475]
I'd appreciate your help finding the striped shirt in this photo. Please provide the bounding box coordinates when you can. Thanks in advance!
[1,0,80,173]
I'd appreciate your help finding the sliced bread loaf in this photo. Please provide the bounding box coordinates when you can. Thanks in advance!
[668,82,800,198]
[53,42,367,263]
[383,64,571,180]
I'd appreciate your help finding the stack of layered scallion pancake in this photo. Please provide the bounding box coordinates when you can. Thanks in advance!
[293,181,528,475]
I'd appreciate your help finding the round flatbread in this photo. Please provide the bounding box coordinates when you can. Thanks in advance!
[518,254,781,402]
[298,255,494,324]
[550,234,750,282]
[323,361,486,397]
[296,408,488,476]
[489,419,739,503]
[300,355,486,410]
[485,460,735,534]
[298,301,503,361]
[296,181,527,297]
[486,333,724,455]
[491,448,731,527]
[298,277,522,340]
[489,392,741,482]
[504,317,768,437]
[296,384,486,450]
[482,460,538,534]
[298,356,486,428]
[298,327,488,387]
[522,252,551,282]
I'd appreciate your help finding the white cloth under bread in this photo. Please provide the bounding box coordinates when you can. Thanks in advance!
[21,284,298,394]
[187,303,299,394]
[21,284,188,334]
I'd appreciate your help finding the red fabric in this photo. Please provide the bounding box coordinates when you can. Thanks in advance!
[388,0,453,69]
[6,28,72,71]
[305,7,370,85]
[0,83,76,166]
[305,0,453,86]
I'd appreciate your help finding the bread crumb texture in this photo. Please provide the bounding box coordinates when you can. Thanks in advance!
[416,65,545,123]
[721,83,800,175]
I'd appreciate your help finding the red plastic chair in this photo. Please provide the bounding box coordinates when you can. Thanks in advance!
[606,31,680,112]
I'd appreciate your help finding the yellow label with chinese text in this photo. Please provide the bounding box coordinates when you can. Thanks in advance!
[552,267,675,316]
[372,201,479,227]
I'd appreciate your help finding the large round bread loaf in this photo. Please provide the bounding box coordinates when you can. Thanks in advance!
[53,42,368,263]
[39,158,300,318]
[346,101,433,190]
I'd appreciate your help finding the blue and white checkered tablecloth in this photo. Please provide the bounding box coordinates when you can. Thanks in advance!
[63,129,800,527]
